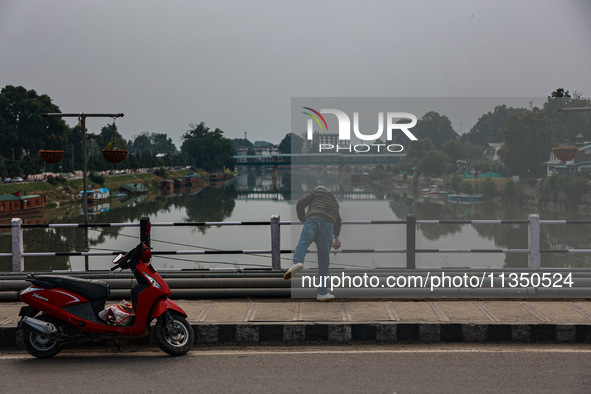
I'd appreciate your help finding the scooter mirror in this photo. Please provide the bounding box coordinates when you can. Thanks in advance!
[112,253,124,264]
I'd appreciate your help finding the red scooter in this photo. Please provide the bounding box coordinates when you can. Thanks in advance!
[18,242,194,358]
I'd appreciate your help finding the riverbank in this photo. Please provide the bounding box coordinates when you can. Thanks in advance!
[367,171,591,213]
[0,168,231,208]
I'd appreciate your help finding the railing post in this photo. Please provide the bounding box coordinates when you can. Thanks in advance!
[11,218,24,272]
[528,213,540,269]
[271,215,281,271]
[140,216,151,248]
[406,213,416,269]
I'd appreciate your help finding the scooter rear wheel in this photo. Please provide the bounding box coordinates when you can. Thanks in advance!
[22,315,63,359]
[154,313,194,356]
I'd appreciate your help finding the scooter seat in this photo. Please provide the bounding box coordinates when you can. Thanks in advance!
[31,275,110,300]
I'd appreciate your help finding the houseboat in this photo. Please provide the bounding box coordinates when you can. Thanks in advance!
[120,183,148,196]
[0,192,45,215]
[81,202,110,215]
[78,187,110,203]
[421,185,449,197]
[174,174,206,189]
[209,172,225,182]
[447,194,484,203]
[186,173,206,187]
[160,180,175,194]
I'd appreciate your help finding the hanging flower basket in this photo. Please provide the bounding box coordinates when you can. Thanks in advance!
[552,146,578,162]
[38,149,65,164]
[39,134,65,164]
[102,148,128,163]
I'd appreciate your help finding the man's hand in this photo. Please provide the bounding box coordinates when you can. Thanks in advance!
[331,236,341,249]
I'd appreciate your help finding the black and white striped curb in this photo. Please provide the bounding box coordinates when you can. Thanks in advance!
[190,323,591,344]
[2,323,591,349]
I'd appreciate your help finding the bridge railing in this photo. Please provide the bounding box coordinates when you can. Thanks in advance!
[3,214,591,272]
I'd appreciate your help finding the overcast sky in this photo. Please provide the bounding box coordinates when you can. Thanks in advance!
[1,0,590,146]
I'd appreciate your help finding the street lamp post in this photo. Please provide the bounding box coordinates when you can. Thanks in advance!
[43,113,124,270]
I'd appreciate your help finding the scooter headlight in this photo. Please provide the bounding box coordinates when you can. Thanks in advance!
[143,272,162,289]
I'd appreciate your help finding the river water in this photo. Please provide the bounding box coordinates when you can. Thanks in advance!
[1,168,591,272]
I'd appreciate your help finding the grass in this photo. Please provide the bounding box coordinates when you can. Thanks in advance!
[68,173,156,191]
[0,181,55,195]
[0,169,204,204]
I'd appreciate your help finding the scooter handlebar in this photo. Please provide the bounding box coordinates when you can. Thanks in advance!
[111,243,144,272]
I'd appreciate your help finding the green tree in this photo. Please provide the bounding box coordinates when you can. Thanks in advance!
[279,133,304,153]
[127,132,178,168]
[5,160,22,178]
[181,122,234,172]
[405,137,435,165]
[441,140,465,163]
[462,105,528,146]
[130,132,153,154]
[464,143,488,163]
[152,133,177,155]
[20,155,41,179]
[231,138,253,150]
[64,125,84,171]
[498,109,552,177]
[412,111,458,149]
[544,88,591,143]
[101,123,128,151]
[0,85,68,161]
[550,88,571,98]
[414,150,452,177]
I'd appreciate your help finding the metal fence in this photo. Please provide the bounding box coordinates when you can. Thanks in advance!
[2,214,591,272]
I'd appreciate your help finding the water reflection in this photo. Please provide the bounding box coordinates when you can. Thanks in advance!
[184,186,237,231]
[1,168,591,271]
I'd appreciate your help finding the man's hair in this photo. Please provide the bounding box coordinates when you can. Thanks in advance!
[314,186,329,192]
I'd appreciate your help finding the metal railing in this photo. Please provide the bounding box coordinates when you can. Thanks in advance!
[2,214,591,272]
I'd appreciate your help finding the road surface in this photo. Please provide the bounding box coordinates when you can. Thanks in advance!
[2,344,590,393]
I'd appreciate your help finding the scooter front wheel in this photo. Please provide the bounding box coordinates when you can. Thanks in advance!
[22,315,63,359]
[154,313,194,356]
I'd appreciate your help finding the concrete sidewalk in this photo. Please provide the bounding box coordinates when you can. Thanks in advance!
[2,298,591,348]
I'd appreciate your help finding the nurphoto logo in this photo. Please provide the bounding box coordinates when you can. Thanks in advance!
[302,107,418,153]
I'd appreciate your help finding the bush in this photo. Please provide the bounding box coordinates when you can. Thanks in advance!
[563,175,589,206]
[458,180,473,194]
[502,180,519,201]
[46,175,67,186]
[539,175,560,202]
[155,167,168,178]
[447,174,463,192]
[88,172,105,185]
[475,178,496,196]
[539,174,589,206]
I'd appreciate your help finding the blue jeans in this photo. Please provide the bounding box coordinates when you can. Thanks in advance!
[293,217,334,295]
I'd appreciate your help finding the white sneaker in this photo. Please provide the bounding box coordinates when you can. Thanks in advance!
[283,263,304,280]
[316,292,335,302]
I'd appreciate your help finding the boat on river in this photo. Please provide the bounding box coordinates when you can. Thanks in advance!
[0,192,45,215]
[81,202,110,215]
[421,185,449,197]
[174,174,206,188]
[447,194,484,203]
[78,187,110,203]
